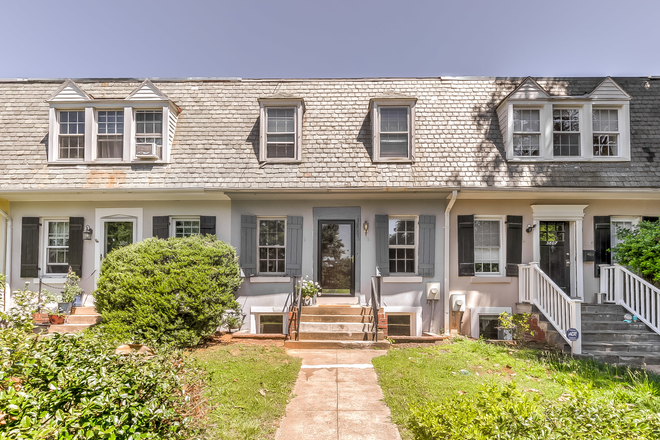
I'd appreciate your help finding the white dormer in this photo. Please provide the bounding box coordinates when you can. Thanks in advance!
[497,77,631,162]
[47,79,180,164]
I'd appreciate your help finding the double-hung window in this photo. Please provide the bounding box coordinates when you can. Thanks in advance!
[553,109,580,157]
[593,109,619,157]
[258,218,286,274]
[172,218,200,238]
[513,109,540,157]
[474,218,502,275]
[97,110,124,159]
[258,98,304,163]
[136,110,163,159]
[388,218,416,274]
[58,111,85,160]
[371,99,416,162]
[611,217,638,252]
[45,220,69,274]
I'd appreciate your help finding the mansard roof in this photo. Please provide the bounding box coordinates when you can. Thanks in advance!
[1,76,659,191]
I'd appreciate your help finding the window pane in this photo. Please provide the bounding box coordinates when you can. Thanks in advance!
[135,110,163,135]
[380,133,408,157]
[514,109,540,133]
[380,107,408,132]
[553,133,580,156]
[267,108,295,133]
[258,219,286,273]
[513,134,540,157]
[474,220,500,274]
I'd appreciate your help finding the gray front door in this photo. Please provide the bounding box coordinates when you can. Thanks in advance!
[318,220,355,296]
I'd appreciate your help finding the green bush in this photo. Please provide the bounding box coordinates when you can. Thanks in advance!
[0,330,201,439]
[94,235,242,347]
[613,220,660,283]
[407,381,660,440]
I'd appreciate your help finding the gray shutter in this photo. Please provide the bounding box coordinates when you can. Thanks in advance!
[20,217,40,278]
[505,215,523,277]
[457,215,475,277]
[200,216,216,236]
[286,216,303,276]
[375,215,389,276]
[417,215,436,277]
[594,215,611,277]
[153,216,169,239]
[68,217,84,278]
[240,215,257,276]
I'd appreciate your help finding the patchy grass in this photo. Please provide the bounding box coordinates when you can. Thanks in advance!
[192,344,301,440]
[373,338,660,439]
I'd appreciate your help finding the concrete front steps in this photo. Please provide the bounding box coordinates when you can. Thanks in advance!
[49,306,102,334]
[519,302,660,366]
[284,305,390,349]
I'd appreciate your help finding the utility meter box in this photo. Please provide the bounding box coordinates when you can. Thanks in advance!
[450,294,466,312]
[426,282,441,300]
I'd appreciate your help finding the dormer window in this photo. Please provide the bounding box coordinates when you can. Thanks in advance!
[553,109,580,157]
[513,108,540,157]
[258,98,304,163]
[135,110,163,159]
[592,109,618,156]
[370,97,416,162]
[58,111,85,160]
[97,110,124,159]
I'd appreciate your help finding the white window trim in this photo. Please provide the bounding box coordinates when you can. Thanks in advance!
[170,216,201,238]
[249,308,288,334]
[257,216,287,275]
[388,215,419,276]
[504,100,630,162]
[473,215,505,277]
[383,306,423,336]
[40,217,70,279]
[92,108,129,162]
[258,99,304,163]
[131,107,168,162]
[512,106,543,158]
[470,306,512,339]
[371,98,416,163]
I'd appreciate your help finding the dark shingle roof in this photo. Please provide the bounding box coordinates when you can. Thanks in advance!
[0,77,659,191]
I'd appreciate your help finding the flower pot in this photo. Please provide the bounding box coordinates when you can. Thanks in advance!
[498,328,513,341]
[32,312,50,325]
[49,315,65,325]
[58,302,73,315]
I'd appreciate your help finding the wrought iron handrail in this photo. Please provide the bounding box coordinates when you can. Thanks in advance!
[370,275,382,341]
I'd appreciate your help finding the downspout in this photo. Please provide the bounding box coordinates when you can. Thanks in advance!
[443,190,458,334]
[0,209,10,312]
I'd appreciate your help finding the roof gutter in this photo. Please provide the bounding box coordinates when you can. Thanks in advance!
[443,190,458,334]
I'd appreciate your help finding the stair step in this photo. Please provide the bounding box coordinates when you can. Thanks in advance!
[582,330,660,343]
[296,331,385,341]
[581,304,626,314]
[581,321,649,331]
[581,312,630,322]
[299,322,373,332]
[49,324,93,334]
[284,340,390,350]
[300,314,373,323]
[301,306,376,316]
[583,342,660,353]
[582,351,660,366]
[67,315,102,325]
[71,307,98,315]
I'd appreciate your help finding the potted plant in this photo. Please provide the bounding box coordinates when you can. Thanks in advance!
[59,267,83,315]
[48,309,66,325]
[298,276,320,305]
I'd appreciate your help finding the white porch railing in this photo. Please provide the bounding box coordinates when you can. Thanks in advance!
[519,262,582,355]
[600,264,660,336]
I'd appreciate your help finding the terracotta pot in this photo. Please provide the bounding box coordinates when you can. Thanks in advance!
[49,315,65,325]
[32,313,50,325]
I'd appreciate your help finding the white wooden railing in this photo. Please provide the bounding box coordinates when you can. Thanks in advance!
[519,262,582,354]
[600,264,660,336]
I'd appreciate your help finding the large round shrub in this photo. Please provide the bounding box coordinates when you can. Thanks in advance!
[94,235,242,347]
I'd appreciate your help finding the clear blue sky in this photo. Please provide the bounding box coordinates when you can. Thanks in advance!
[1,0,658,79]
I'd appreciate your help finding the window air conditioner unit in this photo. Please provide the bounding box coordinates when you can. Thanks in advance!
[135,143,158,159]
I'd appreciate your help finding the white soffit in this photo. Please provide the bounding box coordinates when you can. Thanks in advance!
[47,79,92,102]
[531,205,587,221]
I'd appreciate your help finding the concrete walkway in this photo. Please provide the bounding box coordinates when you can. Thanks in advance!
[275,349,401,440]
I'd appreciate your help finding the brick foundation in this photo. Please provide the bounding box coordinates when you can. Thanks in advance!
[378,312,388,337]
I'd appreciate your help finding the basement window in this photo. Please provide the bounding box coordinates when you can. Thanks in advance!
[478,314,499,339]
[259,315,284,334]
[387,315,411,336]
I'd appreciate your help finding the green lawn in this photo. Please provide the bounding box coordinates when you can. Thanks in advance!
[373,338,660,439]
[192,344,301,440]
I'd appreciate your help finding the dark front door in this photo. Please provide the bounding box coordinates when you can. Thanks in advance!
[539,221,571,294]
[318,220,355,295]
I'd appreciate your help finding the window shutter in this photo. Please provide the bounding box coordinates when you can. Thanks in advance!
[643,216,659,223]
[375,215,389,276]
[505,215,523,277]
[594,215,611,277]
[286,216,303,276]
[240,215,257,276]
[20,217,40,278]
[417,215,436,277]
[200,216,216,236]
[153,216,169,239]
[458,215,475,277]
[68,217,84,277]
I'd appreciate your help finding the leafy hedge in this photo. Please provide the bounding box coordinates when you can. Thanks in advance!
[613,220,660,283]
[0,330,201,440]
[94,235,242,347]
